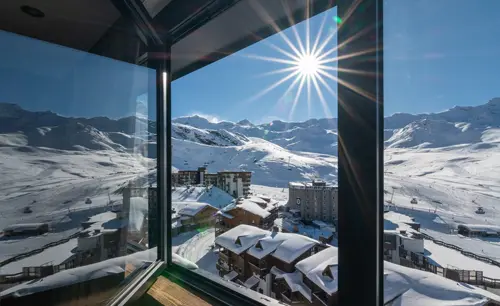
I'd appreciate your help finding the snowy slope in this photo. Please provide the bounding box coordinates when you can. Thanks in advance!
[172,186,234,209]
[385,98,500,148]
[0,145,152,262]
[173,137,337,187]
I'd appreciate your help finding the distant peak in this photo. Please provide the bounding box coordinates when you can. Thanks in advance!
[237,119,253,126]
[487,97,500,105]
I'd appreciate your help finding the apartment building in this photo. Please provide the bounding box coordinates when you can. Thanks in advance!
[288,180,338,223]
[383,229,424,265]
[173,167,251,198]
[214,225,336,305]
[76,211,128,266]
[215,196,279,236]
[217,171,251,198]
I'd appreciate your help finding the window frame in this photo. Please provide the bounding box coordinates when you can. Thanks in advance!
[112,0,384,305]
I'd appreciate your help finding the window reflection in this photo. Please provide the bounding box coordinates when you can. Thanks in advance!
[385,0,500,304]
[0,30,156,304]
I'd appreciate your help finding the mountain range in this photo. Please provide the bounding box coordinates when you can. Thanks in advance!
[0,98,499,184]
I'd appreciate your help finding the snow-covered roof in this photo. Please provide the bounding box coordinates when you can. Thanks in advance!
[243,275,260,288]
[244,230,318,263]
[312,220,330,228]
[223,270,238,281]
[3,223,48,232]
[384,261,500,305]
[225,197,277,218]
[216,210,234,219]
[289,181,337,188]
[0,247,156,298]
[214,225,268,255]
[282,271,312,302]
[0,239,78,275]
[275,218,335,241]
[458,224,500,233]
[83,211,127,235]
[296,247,338,295]
[247,232,292,259]
[172,201,216,217]
[271,234,317,264]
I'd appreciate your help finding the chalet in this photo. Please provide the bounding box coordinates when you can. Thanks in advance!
[457,224,500,238]
[172,201,218,234]
[214,225,332,305]
[3,223,49,237]
[215,195,279,236]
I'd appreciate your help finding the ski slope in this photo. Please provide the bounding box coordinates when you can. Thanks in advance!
[173,137,337,187]
[0,146,152,262]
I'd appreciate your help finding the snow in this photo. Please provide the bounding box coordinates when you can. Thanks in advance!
[214,225,268,255]
[216,211,234,219]
[223,270,238,280]
[2,223,48,232]
[129,197,148,232]
[172,136,338,188]
[424,240,500,279]
[281,271,312,302]
[226,198,272,218]
[296,247,339,295]
[274,218,335,242]
[0,238,77,275]
[459,224,500,233]
[0,247,157,298]
[172,228,218,275]
[243,275,260,288]
[271,234,318,264]
[172,186,234,209]
[172,201,215,217]
[384,261,500,305]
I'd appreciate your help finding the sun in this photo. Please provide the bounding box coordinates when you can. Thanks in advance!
[243,2,375,121]
[297,54,320,77]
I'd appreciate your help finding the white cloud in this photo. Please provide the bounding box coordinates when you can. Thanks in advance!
[189,112,222,123]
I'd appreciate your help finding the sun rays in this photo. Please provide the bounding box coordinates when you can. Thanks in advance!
[244,0,375,121]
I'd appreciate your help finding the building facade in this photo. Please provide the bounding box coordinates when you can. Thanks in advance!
[288,180,338,223]
[215,196,279,236]
[173,167,251,198]
[214,225,336,305]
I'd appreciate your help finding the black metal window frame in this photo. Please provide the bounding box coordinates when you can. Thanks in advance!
[113,0,384,305]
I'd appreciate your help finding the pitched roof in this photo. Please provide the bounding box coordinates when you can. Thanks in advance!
[296,247,339,295]
[214,224,268,255]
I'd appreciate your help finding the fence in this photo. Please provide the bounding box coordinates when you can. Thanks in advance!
[0,231,81,268]
[399,246,500,288]
[420,232,500,268]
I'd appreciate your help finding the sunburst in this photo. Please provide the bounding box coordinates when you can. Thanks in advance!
[244,0,374,121]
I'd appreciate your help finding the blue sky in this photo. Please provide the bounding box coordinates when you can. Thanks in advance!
[1,1,500,122]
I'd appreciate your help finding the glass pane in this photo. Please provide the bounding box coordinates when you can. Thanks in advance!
[0,30,157,304]
[385,1,500,304]
[170,5,339,305]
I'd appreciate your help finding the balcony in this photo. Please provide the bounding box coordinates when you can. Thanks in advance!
[219,252,230,263]
[248,261,268,277]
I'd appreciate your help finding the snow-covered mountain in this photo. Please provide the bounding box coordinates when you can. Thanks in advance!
[173,115,338,154]
[2,97,500,185]
[0,103,338,186]
[385,98,500,149]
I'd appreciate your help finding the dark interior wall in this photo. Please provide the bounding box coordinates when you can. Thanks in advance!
[89,16,143,65]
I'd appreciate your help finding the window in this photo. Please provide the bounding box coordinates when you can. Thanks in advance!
[170,2,341,305]
[384,0,500,304]
[0,1,395,305]
[0,15,157,304]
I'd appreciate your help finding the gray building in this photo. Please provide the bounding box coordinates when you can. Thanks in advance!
[287,180,338,223]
